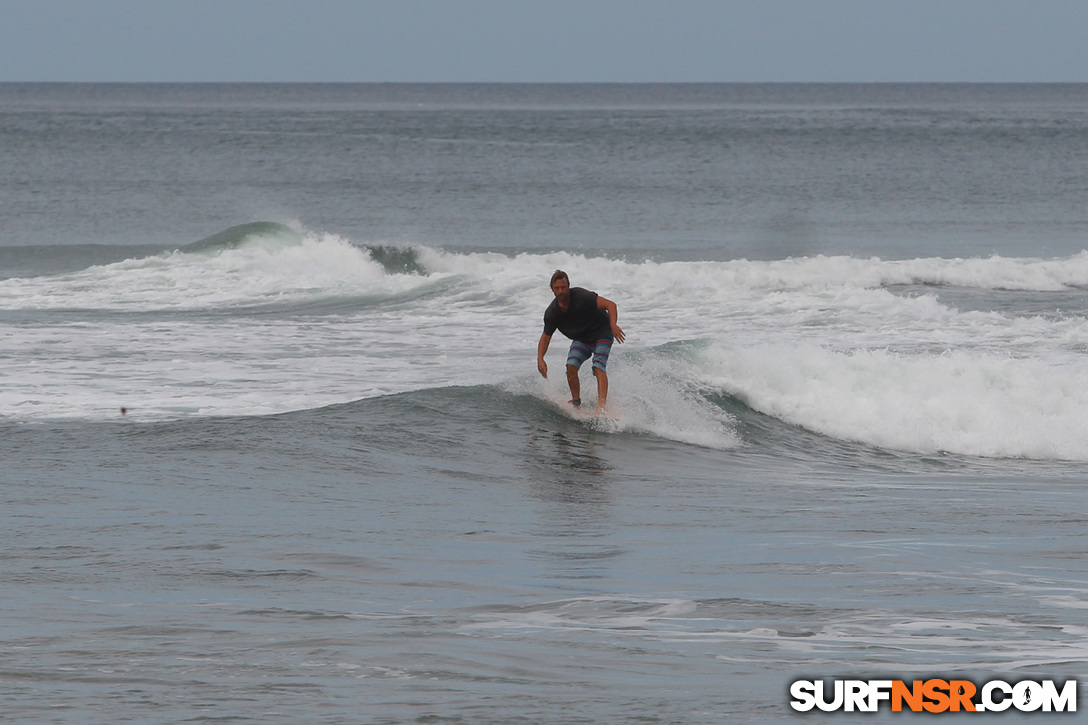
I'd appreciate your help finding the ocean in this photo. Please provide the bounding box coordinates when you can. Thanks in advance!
[2,83,1088,722]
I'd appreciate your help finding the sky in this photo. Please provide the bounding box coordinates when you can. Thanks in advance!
[2,0,1087,83]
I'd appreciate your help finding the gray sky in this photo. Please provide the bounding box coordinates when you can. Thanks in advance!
[2,0,1087,83]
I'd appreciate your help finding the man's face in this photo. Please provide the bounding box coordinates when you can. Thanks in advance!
[551,277,570,305]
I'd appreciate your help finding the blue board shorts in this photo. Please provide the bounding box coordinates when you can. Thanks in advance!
[567,337,613,372]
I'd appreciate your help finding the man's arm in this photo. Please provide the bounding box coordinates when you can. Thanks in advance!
[537,332,552,378]
[596,296,625,344]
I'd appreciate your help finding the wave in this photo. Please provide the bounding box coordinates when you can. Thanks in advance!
[4,223,1088,462]
[502,372,740,451]
[416,246,1088,293]
[4,223,1088,314]
[179,221,303,253]
[181,222,427,276]
[691,252,1088,292]
[0,225,435,312]
[687,341,1088,460]
[121,384,742,454]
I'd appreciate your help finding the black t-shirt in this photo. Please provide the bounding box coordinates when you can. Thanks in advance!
[543,287,612,345]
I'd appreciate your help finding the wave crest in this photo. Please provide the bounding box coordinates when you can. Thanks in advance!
[694,342,1088,460]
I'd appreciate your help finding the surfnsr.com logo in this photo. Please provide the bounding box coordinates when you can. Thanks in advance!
[790,679,1077,713]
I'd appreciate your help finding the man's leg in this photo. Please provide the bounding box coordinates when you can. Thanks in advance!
[593,368,608,412]
[591,338,614,413]
[565,341,592,407]
[566,364,581,405]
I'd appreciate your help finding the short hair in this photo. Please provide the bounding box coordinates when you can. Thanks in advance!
[550,269,569,287]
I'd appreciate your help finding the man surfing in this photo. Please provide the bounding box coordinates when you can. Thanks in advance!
[537,270,625,415]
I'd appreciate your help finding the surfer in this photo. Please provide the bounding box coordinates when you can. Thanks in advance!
[537,270,625,414]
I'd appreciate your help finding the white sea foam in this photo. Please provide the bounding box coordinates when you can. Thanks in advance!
[421,246,1088,294]
[0,230,411,311]
[695,343,1088,459]
[506,355,741,450]
[4,232,1088,460]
